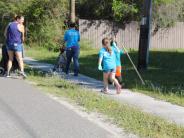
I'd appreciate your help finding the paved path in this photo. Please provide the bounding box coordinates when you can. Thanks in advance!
[0,77,136,138]
[24,57,184,126]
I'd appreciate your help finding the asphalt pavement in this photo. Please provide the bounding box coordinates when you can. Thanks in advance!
[0,77,122,138]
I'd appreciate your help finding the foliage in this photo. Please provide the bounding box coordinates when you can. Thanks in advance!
[1,0,184,46]
[77,0,184,28]
[152,0,183,29]
[0,0,69,50]
[76,0,113,19]
[24,0,68,51]
[112,0,141,23]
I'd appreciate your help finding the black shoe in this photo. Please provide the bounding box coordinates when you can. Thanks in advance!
[5,72,11,78]
[6,74,11,78]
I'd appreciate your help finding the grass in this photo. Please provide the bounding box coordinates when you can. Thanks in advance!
[25,46,59,64]
[25,44,184,106]
[26,67,184,138]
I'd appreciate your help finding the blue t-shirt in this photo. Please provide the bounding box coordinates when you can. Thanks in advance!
[64,29,80,48]
[99,47,116,71]
[111,42,124,66]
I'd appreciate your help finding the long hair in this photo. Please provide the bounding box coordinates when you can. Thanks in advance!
[102,37,112,55]
[15,15,21,21]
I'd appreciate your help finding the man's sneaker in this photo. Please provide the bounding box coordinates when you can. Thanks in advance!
[19,72,27,79]
[5,72,11,78]
[6,75,11,78]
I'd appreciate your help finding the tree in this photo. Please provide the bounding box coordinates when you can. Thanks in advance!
[0,0,69,50]
[70,0,75,22]
[77,0,184,29]
[77,0,113,20]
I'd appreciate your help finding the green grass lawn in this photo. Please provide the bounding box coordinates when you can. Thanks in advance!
[25,45,184,106]
[26,67,184,138]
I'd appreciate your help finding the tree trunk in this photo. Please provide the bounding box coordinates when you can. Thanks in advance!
[70,0,75,23]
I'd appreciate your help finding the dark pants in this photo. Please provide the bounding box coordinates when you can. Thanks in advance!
[65,46,80,75]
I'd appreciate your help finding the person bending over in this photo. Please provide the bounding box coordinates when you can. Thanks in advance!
[64,22,80,76]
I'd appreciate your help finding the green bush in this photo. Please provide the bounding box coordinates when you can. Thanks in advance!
[24,0,68,50]
[0,0,68,50]
[77,0,184,29]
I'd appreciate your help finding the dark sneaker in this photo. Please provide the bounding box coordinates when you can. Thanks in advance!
[6,75,11,78]
[5,72,11,78]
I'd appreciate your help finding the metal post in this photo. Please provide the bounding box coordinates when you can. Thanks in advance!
[138,0,152,70]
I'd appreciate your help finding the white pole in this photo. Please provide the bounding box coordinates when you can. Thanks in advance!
[122,45,146,85]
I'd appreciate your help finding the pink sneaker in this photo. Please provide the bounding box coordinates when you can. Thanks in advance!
[116,85,122,94]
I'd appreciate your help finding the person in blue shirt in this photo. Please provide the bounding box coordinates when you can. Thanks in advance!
[98,37,121,94]
[110,38,125,87]
[64,22,80,76]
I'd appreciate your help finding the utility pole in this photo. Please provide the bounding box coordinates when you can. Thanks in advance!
[138,0,152,70]
[70,0,75,23]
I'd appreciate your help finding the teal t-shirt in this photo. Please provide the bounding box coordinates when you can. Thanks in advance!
[99,47,116,71]
[64,29,80,48]
[111,42,124,66]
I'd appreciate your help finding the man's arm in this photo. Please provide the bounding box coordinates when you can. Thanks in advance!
[4,24,9,39]
[18,24,25,42]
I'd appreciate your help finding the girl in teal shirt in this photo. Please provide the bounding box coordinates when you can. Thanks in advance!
[111,39,125,87]
[98,38,121,94]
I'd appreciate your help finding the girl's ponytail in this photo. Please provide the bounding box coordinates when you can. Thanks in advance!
[102,38,112,54]
[106,45,112,54]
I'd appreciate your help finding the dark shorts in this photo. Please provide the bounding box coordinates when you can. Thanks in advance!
[7,43,23,52]
[103,68,116,73]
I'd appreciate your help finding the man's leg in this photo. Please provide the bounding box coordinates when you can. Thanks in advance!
[15,51,27,78]
[15,51,24,72]
[73,47,80,76]
[7,51,14,76]
[65,49,72,74]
